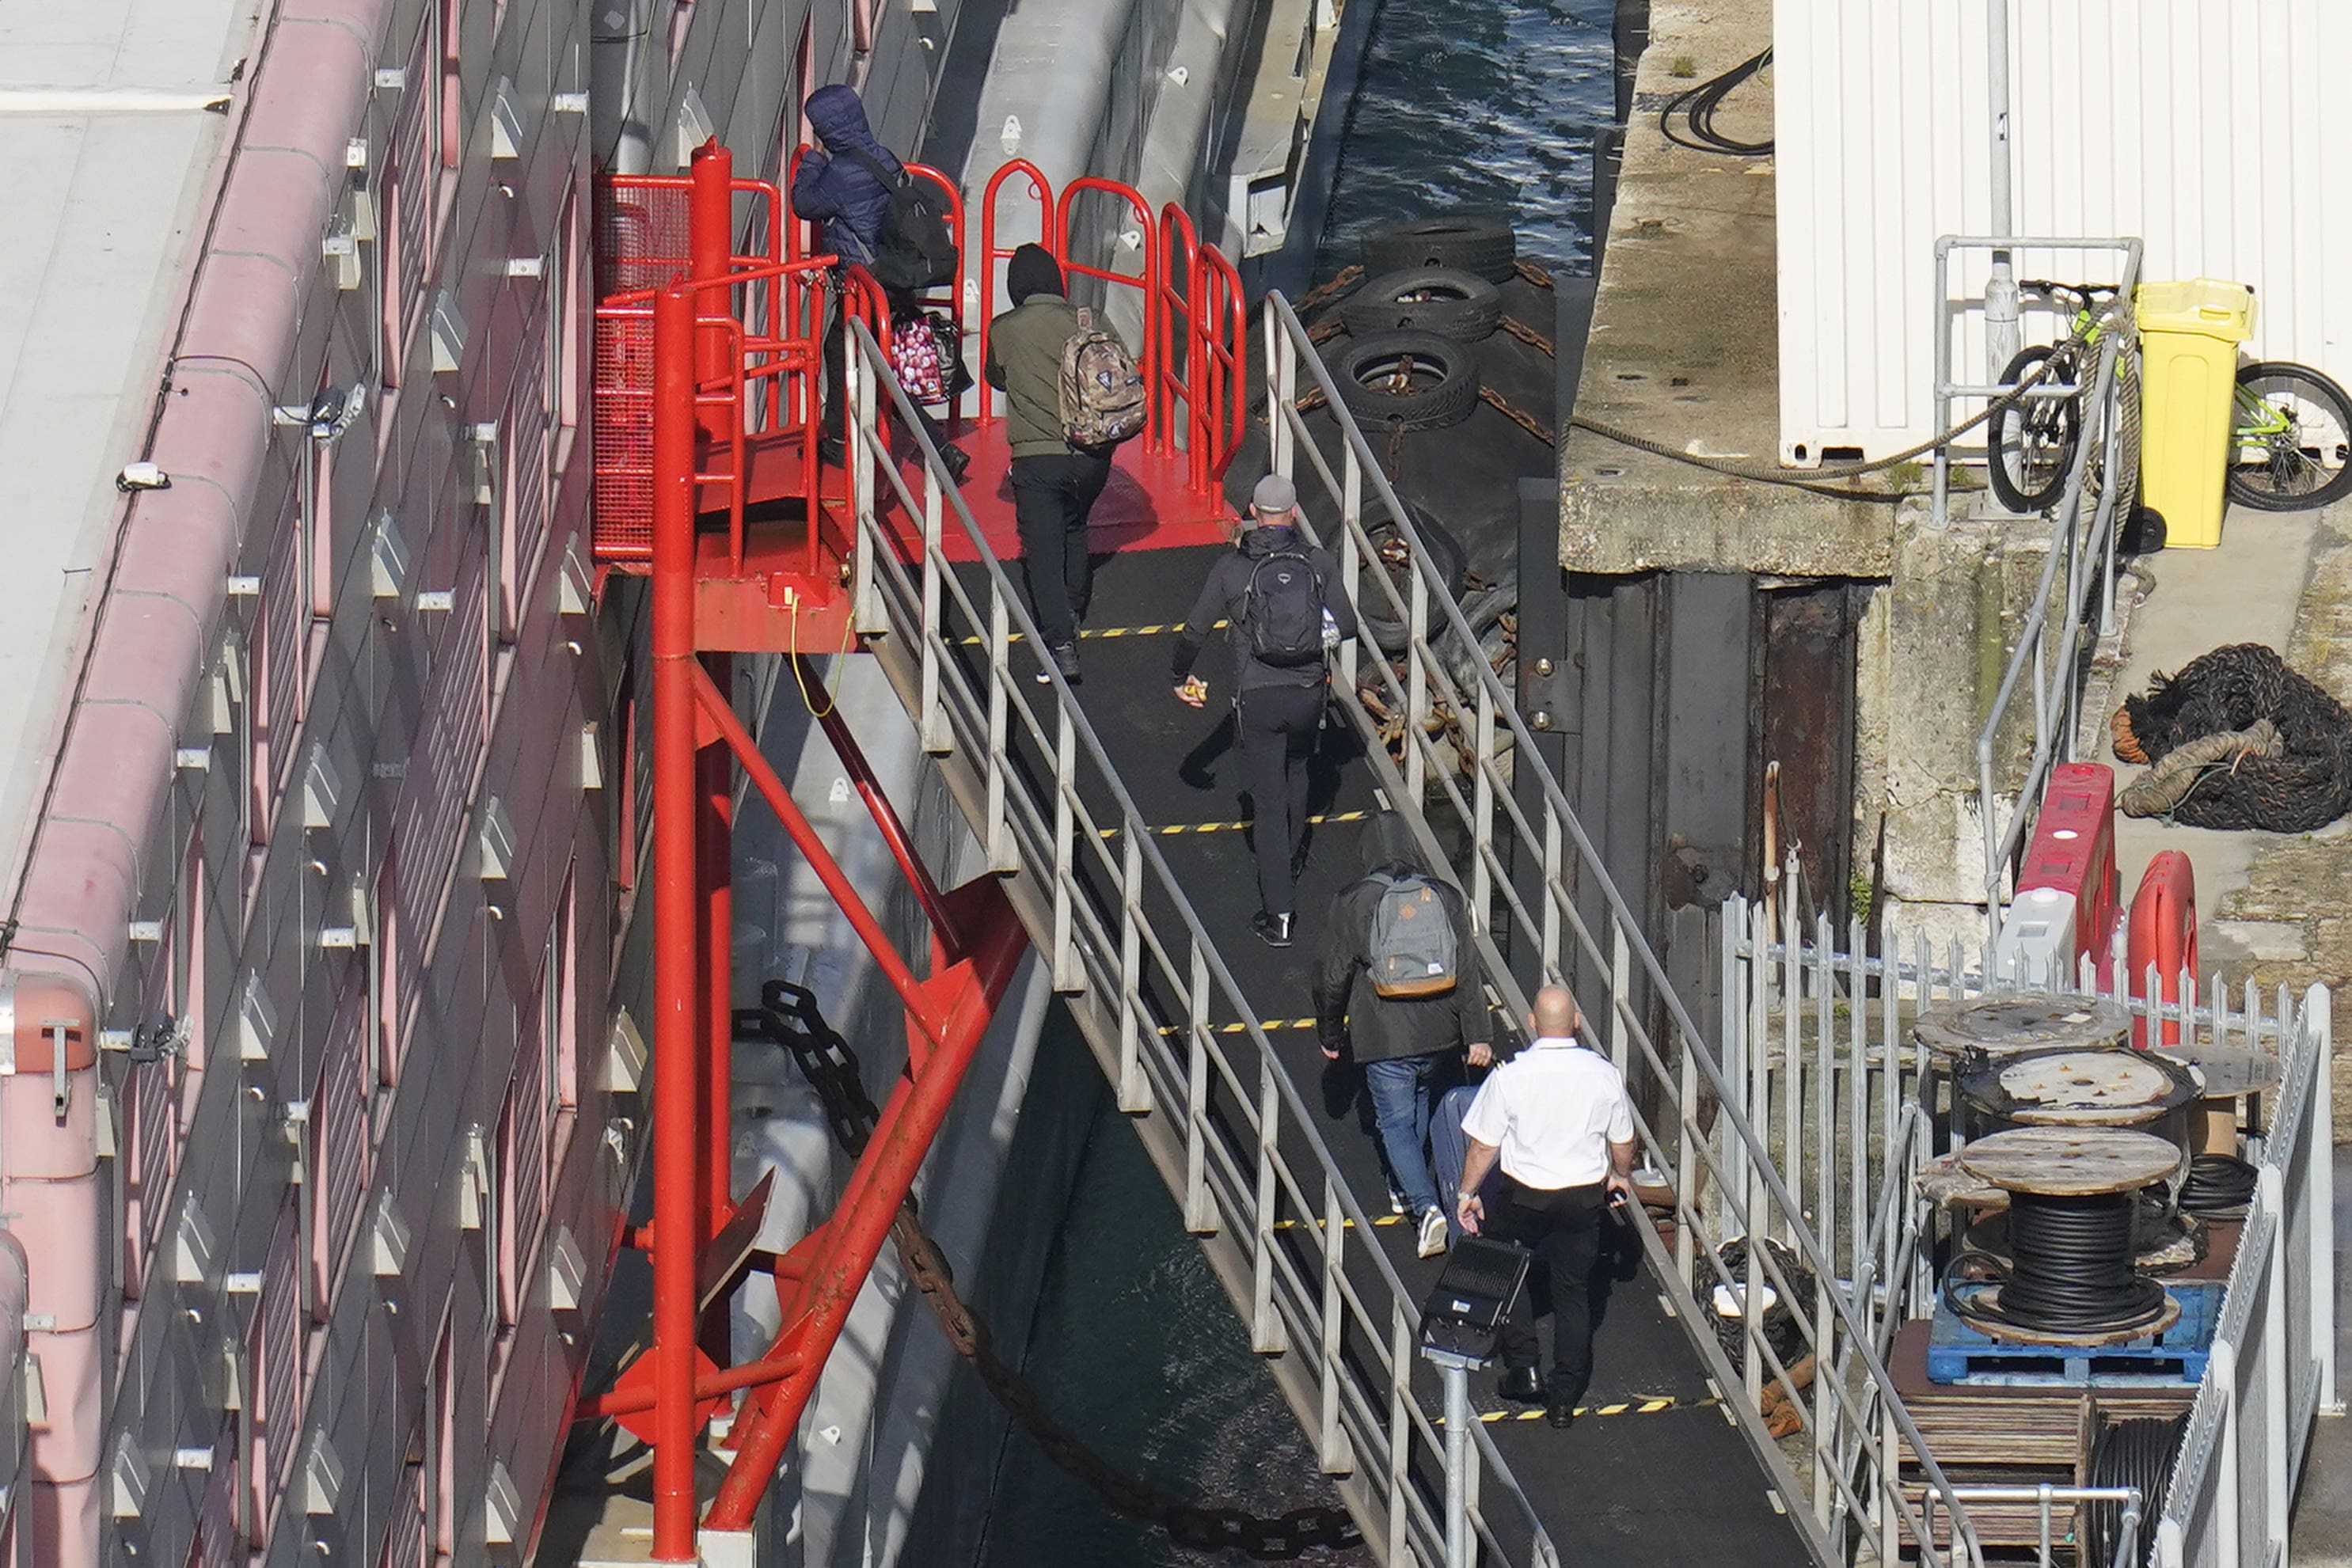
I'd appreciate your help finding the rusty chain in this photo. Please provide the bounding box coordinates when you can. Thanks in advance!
[738,980,1366,1560]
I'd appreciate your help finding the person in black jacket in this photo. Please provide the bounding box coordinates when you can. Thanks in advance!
[1313,811,1492,1257]
[1171,474,1357,947]
[788,85,966,482]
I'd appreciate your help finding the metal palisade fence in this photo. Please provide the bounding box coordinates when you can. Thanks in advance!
[1721,892,2335,1566]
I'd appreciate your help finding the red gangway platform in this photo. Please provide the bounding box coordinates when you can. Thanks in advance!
[577,139,1247,1557]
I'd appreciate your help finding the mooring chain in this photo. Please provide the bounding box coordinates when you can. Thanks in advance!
[741,980,1365,1560]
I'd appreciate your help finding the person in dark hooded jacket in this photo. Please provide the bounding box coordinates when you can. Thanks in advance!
[1312,811,1491,1257]
[789,85,967,480]
[1172,473,1357,947]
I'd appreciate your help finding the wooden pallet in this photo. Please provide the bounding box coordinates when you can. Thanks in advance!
[1926,1281,2221,1387]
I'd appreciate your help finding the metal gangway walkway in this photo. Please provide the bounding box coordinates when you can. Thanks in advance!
[586,145,1988,1566]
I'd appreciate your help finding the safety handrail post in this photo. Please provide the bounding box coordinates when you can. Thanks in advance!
[975,159,1051,428]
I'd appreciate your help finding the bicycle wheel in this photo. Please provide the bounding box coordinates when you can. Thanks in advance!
[2226,361,2352,512]
[1987,345,2082,513]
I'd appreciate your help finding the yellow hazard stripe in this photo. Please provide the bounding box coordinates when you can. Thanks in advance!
[1104,809,1371,840]
[1435,1395,1712,1426]
[1157,1019,1318,1035]
[956,619,1225,647]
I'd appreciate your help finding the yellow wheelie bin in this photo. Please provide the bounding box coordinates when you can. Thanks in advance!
[2134,278,2256,549]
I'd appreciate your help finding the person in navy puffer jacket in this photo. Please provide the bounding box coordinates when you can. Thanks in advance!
[790,85,967,480]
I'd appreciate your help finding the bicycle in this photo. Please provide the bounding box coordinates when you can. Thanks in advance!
[1984,280,2118,514]
[1987,279,2352,518]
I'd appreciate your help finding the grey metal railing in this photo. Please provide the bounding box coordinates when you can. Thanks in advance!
[1932,236,2146,926]
[1260,292,1980,1565]
[838,320,1556,1566]
[1720,899,2335,1568]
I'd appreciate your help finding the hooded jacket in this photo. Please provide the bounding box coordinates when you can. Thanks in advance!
[1312,814,1491,1064]
[1168,524,1358,693]
[984,248,1091,459]
[788,85,901,265]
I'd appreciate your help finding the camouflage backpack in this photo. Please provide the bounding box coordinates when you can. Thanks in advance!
[1057,309,1147,448]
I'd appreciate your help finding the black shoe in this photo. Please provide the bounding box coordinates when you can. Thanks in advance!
[1496,1367,1545,1406]
[940,444,972,487]
[1252,910,1294,948]
[1033,642,1081,685]
[1545,1400,1575,1429]
[819,435,847,467]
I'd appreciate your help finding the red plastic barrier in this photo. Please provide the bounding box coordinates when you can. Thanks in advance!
[2016,761,2121,983]
[2126,849,2198,1048]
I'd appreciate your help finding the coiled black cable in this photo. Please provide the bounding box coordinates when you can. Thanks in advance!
[2179,1152,2258,1215]
[2086,1414,2187,1567]
[1948,1190,2171,1336]
[1659,49,1775,157]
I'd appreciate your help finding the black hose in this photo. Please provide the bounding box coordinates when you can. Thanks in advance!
[1947,1190,2171,1336]
[1659,50,1775,157]
[2179,1152,2259,1216]
[2086,1414,2187,1567]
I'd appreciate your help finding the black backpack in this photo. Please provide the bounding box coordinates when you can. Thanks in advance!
[839,149,958,292]
[1241,547,1327,669]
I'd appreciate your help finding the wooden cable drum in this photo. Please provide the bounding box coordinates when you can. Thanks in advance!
[1948,1129,2184,1345]
[1957,1046,2202,1141]
[1913,993,2133,1065]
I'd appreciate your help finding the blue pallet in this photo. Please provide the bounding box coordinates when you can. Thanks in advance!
[1925,1281,2221,1387]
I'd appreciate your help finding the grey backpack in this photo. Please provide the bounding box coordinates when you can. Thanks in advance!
[1366,872,1457,998]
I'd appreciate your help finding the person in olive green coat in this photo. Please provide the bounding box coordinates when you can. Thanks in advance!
[985,244,1114,683]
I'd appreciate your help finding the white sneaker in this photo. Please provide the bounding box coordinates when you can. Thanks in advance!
[1388,1187,1409,1216]
[1417,1206,1450,1259]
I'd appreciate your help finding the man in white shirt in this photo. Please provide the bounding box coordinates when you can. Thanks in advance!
[1455,985,1635,1429]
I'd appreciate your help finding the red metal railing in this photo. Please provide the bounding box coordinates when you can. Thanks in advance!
[784,147,968,358]
[1157,203,1248,492]
[975,160,1242,485]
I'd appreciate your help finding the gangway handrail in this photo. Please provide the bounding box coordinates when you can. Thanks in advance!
[1259,290,1985,1565]
[837,320,1559,1565]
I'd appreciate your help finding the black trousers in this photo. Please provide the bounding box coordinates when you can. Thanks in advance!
[1491,1175,1607,1404]
[1237,682,1324,917]
[1010,450,1113,649]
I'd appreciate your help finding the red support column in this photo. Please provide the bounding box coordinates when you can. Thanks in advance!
[648,284,704,1561]
[690,140,735,442]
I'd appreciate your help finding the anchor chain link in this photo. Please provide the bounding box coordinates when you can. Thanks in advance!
[738,980,1365,1561]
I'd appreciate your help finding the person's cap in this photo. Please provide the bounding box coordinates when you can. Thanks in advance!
[1251,473,1297,514]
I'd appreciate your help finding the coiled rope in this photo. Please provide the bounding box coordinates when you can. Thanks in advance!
[1948,1190,2170,1337]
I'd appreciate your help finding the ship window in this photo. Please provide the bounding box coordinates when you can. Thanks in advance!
[250,485,305,855]
[374,845,402,1091]
[552,864,578,1112]
[552,170,585,446]
[439,0,462,174]
[248,1197,301,1544]
[123,905,181,1297]
[427,1310,458,1558]
[179,829,209,1092]
[311,971,369,1319]
[381,16,435,390]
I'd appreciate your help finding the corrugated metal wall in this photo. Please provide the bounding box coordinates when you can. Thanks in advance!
[1776,0,2352,463]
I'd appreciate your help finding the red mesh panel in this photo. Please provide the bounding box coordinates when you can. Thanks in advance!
[592,306,654,561]
[596,179,690,297]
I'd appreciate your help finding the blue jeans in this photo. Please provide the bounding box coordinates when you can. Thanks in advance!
[1363,1054,1442,1217]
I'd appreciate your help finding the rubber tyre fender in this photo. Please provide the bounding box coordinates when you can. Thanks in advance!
[1361,216,1518,284]
[1339,267,1504,344]
[1328,332,1480,433]
[1358,500,1470,656]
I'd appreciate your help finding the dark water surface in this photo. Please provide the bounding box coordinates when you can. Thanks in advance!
[1316,0,1619,276]
[978,5,1617,1562]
